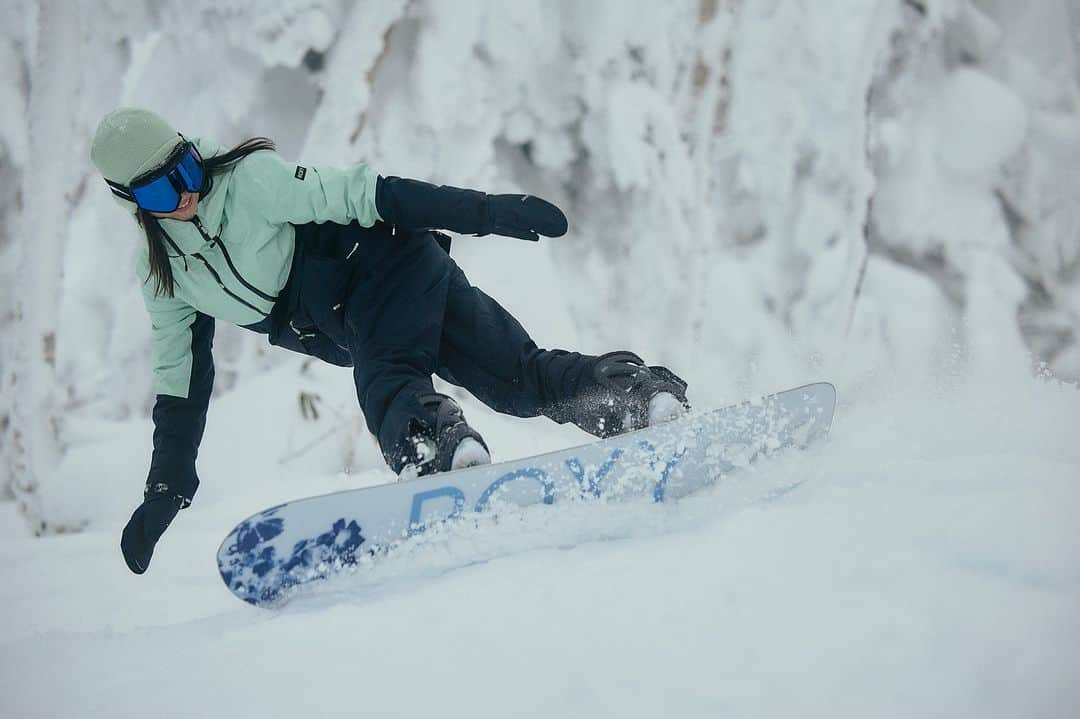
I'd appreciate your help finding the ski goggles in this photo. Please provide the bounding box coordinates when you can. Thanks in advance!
[105,136,205,213]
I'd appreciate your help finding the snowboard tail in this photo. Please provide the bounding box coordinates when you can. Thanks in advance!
[218,382,836,606]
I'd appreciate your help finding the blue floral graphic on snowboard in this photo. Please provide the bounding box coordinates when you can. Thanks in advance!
[220,509,367,605]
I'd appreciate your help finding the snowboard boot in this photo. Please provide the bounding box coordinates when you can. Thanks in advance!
[393,393,491,480]
[570,351,691,439]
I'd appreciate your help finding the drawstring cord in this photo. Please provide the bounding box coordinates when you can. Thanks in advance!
[160,231,189,271]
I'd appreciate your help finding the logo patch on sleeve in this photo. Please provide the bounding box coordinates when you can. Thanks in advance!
[294,166,307,180]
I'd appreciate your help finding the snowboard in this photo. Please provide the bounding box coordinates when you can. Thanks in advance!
[218,382,836,606]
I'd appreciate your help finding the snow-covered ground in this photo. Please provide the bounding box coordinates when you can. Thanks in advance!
[2,368,1077,717]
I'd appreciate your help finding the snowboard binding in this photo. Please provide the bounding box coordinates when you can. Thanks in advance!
[571,351,691,439]
[392,393,491,480]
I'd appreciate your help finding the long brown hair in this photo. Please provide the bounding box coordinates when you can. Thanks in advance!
[141,137,277,298]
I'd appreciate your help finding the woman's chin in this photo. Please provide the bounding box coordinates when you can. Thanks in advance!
[174,198,199,220]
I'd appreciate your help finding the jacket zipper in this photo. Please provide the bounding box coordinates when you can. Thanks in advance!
[192,216,279,302]
[160,224,270,317]
[190,252,267,316]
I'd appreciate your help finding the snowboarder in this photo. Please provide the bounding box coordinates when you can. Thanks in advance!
[90,107,690,575]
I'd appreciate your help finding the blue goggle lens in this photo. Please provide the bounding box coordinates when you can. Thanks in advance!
[130,143,204,213]
[130,178,181,213]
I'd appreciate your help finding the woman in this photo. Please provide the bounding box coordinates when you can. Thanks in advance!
[90,107,690,574]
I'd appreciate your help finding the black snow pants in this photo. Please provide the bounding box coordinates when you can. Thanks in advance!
[267,220,599,469]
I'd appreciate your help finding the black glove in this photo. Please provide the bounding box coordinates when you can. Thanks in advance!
[120,495,182,574]
[375,175,569,242]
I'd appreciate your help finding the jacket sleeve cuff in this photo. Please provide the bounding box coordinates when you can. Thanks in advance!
[145,463,199,508]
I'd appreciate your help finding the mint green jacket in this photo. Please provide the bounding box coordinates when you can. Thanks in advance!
[135,138,382,398]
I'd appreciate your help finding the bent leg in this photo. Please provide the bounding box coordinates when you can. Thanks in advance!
[435,262,598,418]
[436,262,690,437]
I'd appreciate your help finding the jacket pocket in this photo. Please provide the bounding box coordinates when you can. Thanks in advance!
[267,315,352,367]
[264,227,353,368]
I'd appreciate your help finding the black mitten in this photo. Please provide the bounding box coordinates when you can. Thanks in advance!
[484,194,568,241]
[120,496,182,574]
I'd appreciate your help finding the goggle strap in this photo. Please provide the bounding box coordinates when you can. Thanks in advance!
[104,179,135,202]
